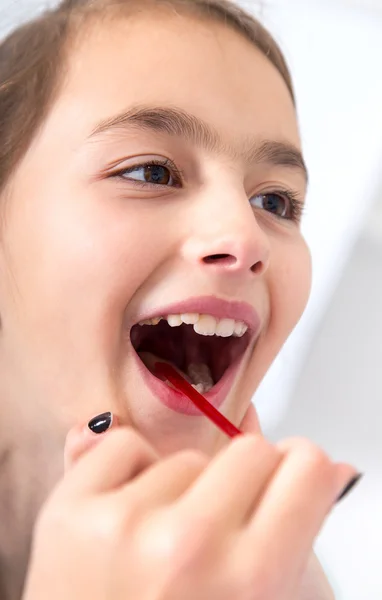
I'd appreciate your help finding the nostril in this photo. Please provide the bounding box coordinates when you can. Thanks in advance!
[203,254,264,273]
[251,260,263,275]
[203,254,236,265]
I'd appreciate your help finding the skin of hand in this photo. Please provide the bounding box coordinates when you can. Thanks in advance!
[22,409,355,600]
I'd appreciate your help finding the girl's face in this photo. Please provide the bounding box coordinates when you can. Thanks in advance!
[0,12,311,455]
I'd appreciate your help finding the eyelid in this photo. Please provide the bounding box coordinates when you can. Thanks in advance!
[107,160,305,223]
[251,188,305,224]
[109,157,185,187]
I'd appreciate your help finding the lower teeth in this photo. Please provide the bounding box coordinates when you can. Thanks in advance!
[191,383,207,393]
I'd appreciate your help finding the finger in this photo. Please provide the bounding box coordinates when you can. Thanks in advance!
[125,450,208,510]
[277,437,360,503]
[239,403,261,435]
[64,412,118,472]
[61,427,159,498]
[176,435,282,530]
[243,438,358,582]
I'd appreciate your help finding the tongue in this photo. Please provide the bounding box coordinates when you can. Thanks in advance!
[139,352,214,393]
[139,351,193,384]
[187,363,214,391]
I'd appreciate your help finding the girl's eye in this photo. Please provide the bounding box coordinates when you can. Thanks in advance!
[251,192,291,219]
[120,163,174,186]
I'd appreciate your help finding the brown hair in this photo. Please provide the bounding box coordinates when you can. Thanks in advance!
[0,0,294,195]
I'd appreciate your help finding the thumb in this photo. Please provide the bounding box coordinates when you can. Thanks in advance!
[239,402,261,435]
[64,411,118,472]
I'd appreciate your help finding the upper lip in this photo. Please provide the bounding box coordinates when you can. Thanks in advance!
[131,295,261,333]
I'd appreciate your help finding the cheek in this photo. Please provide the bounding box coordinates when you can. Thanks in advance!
[231,236,311,420]
[269,235,312,338]
[1,184,180,389]
[5,182,169,315]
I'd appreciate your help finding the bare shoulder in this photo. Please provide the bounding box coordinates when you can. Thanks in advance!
[297,553,335,600]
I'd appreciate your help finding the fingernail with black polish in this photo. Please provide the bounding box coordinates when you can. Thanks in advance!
[88,412,113,434]
[336,473,363,503]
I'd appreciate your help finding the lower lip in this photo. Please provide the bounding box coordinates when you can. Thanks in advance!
[132,350,244,416]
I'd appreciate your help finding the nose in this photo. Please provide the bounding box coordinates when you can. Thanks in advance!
[182,189,270,277]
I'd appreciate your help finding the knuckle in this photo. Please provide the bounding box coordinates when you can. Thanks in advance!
[136,511,197,567]
[176,449,208,471]
[34,496,74,545]
[156,511,213,567]
[289,437,333,475]
[109,427,155,461]
[304,444,331,475]
[109,427,144,450]
[235,434,281,463]
[91,502,133,544]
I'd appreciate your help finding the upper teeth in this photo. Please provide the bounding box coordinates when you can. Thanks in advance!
[138,313,248,337]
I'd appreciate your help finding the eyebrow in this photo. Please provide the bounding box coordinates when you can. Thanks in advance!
[89,105,308,183]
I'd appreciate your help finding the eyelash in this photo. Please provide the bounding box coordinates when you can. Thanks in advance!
[111,159,305,224]
[267,189,305,224]
[113,158,184,187]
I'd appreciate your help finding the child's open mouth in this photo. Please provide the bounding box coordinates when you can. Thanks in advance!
[129,299,260,415]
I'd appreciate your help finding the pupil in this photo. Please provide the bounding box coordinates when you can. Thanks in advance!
[144,165,170,185]
[264,194,284,216]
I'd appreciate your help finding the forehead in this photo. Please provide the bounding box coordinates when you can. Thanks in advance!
[48,12,301,152]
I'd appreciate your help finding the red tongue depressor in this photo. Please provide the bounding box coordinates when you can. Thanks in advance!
[154,362,242,438]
